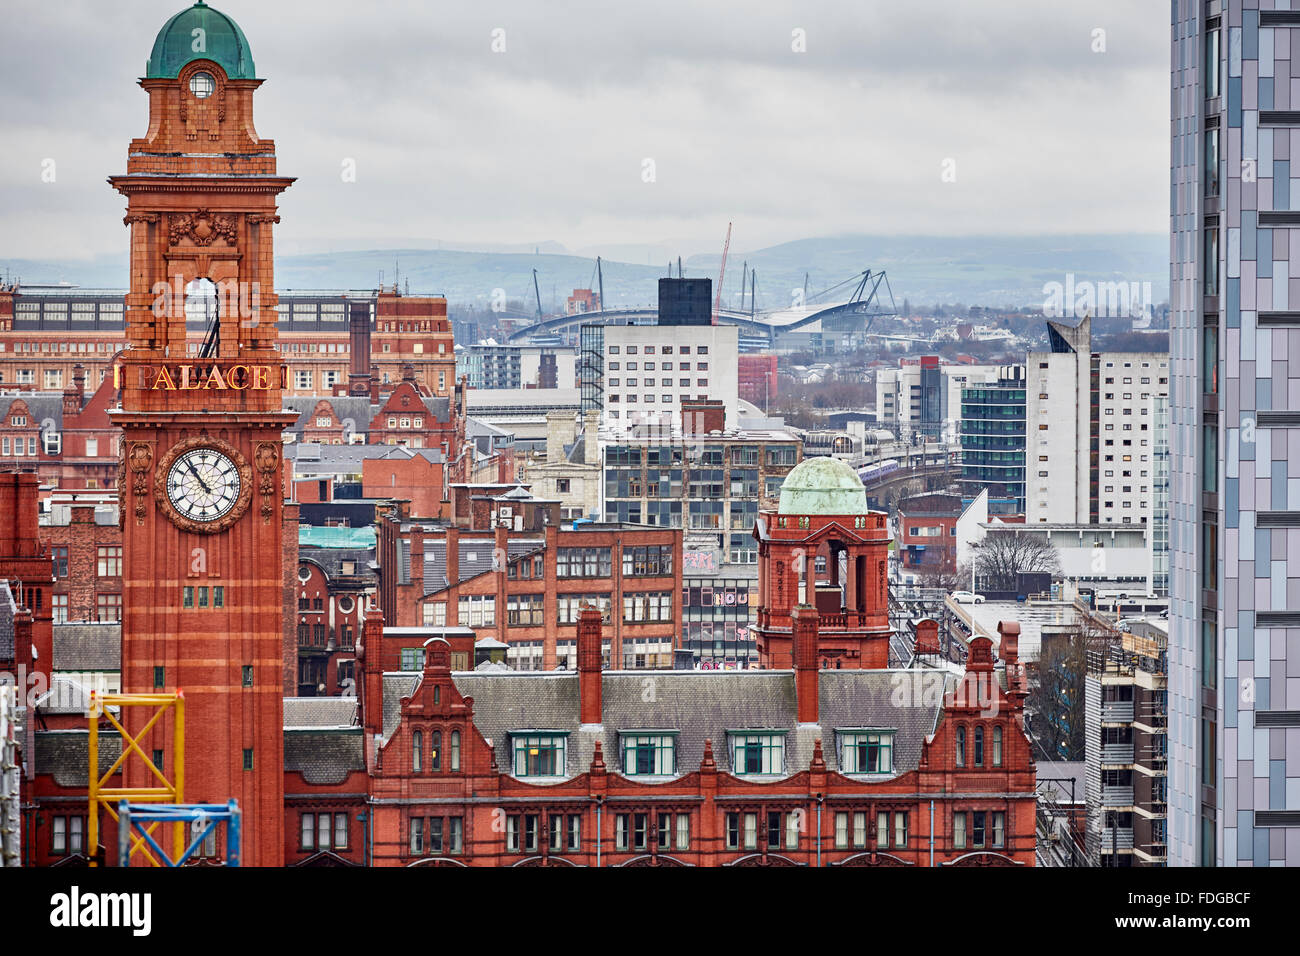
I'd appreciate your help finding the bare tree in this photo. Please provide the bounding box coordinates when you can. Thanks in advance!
[973,532,1062,593]
[1027,634,1087,761]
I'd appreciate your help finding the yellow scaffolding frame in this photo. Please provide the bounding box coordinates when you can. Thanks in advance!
[87,691,185,867]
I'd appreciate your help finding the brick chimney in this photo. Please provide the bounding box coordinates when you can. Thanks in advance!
[63,364,85,415]
[348,300,372,396]
[360,605,386,741]
[577,604,603,726]
[409,526,425,590]
[792,604,819,724]
[681,398,726,435]
[914,618,940,658]
[998,620,1020,668]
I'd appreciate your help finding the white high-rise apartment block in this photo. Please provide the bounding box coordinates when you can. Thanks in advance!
[601,323,739,430]
[1024,318,1169,526]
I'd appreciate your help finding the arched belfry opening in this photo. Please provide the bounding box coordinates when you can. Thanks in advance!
[185,277,220,358]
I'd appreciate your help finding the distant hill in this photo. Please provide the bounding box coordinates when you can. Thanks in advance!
[0,233,1167,311]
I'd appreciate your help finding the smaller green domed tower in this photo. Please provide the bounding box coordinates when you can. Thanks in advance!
[776,456,868,516]
[146,1,256,79]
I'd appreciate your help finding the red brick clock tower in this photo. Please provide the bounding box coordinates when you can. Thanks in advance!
[108,1,294,866]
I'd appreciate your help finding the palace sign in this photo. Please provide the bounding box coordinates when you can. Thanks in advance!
[114,362,288,391]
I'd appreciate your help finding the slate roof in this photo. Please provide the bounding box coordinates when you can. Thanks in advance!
[403,536,544,592]
[382,668,947,781]
[35,730,122,787]
[0,581,14,661]
[284,696,359,729]
[286,443,444,475]
[299,544,376,582]
[283,729,365,785]
[0,392,64,431]
[52,623,121,671]
[283,396,376,435]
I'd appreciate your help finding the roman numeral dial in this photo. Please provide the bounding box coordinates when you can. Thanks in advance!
[167,448,241,522]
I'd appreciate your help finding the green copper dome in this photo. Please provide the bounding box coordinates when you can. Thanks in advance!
[146,1,256,80]
[777,456,868,516]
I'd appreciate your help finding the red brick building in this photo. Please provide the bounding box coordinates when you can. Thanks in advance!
[376,501,682,670]
[738,353,778,406]
[353,605,1036,867]
[106,0,298,867]
[897,492,964,576]
[752,457,892,669]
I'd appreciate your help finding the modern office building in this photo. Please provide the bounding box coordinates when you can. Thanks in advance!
[1170,1,1300,866]
[958,366,1027,515]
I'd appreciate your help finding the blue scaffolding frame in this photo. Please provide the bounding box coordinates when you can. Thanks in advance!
[116,801,241,867]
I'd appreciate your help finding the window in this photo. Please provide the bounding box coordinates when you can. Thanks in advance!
[399,647,424,671]
[676,813,690,851]
[955,726,966,767]
[953,812,966,849]
[992,726,1002,767]
[52,546,68,577]
[840,731,894,774]
[430,731,441,771]
[894,812,908,849]
[410,817,424,855]
[242,748,253,771]
[450,730,461,771]
[457,594,496,626]
[412,730,423,772]
[301,814,315,850]
[973,726,984,767]
[614,812,650,852]
[512,734,566,777]
[992,811,1005,848]
[96,593,122,623]
[621,734,676,775]
[97,546,122,577]
[730,733,784,775]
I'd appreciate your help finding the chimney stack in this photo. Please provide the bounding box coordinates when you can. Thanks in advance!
[577,604,603,725]
[409,526,425,590]
[998,620,1020,668]
[792,605,819,724]
[914,618,940,659]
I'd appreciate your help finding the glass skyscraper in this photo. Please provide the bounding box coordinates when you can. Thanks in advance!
[1171,1,1300,867]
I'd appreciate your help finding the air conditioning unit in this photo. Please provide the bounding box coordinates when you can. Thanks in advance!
[499,506,513,518]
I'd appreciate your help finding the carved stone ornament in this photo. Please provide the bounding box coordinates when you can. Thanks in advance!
[169,209,238,247]
[128,441,153,522]
[153,435,253,535]
[253,440,280,520]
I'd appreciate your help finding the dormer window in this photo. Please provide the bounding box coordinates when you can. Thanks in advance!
[511,732,566,777]
[620,733,676,776]
[730,732,785,775]
[839,730,894,774]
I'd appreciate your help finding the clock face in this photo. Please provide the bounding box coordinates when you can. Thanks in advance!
[165,448,241,523]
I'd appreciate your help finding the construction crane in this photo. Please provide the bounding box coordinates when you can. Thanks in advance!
[713,221,732,325]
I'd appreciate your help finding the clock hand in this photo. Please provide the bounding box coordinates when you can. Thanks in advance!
[184,461,212,495]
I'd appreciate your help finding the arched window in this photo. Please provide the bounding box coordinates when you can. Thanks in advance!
[412,730,423,773]
[450,730,461,771]
[431,731,442,772]
[955,726,966,767]
[992,726,1003,767]
[974,726,984,767]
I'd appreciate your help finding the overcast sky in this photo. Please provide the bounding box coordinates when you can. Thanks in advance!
[0,0,1167,262]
